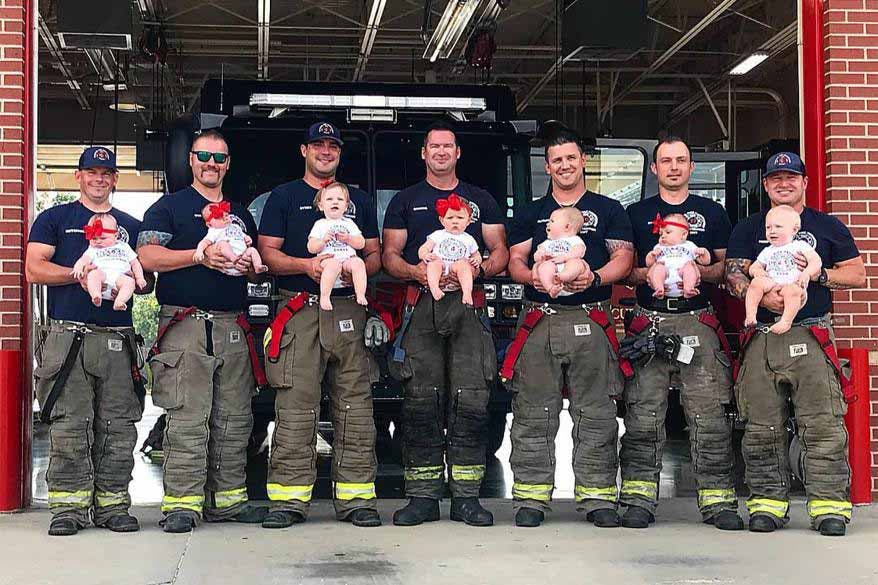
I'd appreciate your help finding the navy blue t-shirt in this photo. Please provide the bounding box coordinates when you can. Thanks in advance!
[258,179,378,295]
[627,194,731,307]
[382,180,504,268]
[727,207,860,323]
[28,201,141,327]
[509,192,633,305]
[139,186,258,311]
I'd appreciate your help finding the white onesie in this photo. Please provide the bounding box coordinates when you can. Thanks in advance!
[84,241,138,300]
[204,223,250,276]
[308,217,363,288]
[536,235,586,297]
[755,240,813,285]
[426,229,479,275]
[654,241,699,297]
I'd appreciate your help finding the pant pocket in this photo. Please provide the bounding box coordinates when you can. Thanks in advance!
[478,313,497,383]
[713,350,733,401]
[450,387,489,446]
[510,403,558,471]
[573,410,620,471]
[265,329,295,389]
[149,350,185,410]
[402,387,443,451]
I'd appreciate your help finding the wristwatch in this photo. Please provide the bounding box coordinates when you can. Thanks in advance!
[591,271,602,288]
[817,267,829,286]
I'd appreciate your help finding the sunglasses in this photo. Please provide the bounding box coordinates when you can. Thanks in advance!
[191,150,229,164]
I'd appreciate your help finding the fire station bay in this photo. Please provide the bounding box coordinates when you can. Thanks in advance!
[1,1,877,584]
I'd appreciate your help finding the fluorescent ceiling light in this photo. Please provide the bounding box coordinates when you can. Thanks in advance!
[729,52,769,76]
[109,102,146,112]
[424,0,480,63]
[102,83,128,91]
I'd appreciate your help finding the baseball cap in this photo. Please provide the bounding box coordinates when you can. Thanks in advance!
[764,152,805,177]
[78,146,117,170]
[304,122,343,146]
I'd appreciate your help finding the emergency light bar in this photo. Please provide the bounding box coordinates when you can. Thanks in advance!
[250,93,487,113]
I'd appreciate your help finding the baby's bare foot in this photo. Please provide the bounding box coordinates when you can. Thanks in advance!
[320,298,334,311]
[113,302,127,311]
[652,289,665,299]
[770,320,792,335]
[431,289,445,301]
[356,296,368,306]
[744,316,758,327]
[92,296,102,307]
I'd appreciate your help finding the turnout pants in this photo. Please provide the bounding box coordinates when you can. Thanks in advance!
[149,306,255,520]
[736,321,852,527]
[508,302,621,514]
[34,322,143,527]
[266,292,378,519]
[390,290,496,499]
[619,308,736,520]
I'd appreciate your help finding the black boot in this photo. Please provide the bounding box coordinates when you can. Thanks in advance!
[587,508,621,528]
[748,513,779,533]
[450,497,493,526]
[818,517,846,537]
[515,508,544,528]
[621,506,653,529]
[393,497,440,526]
[261,510,306,529]
[346,508,382,527]
[103,513,140,533]
[162,511,196,534]
[48,517,79,537]
[707,510,744,531]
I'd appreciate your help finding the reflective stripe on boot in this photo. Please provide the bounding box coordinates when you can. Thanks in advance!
[451,465,485,482]
[807,499,852,520]
[697,488,737,509]
[214,487,248,509]
[620,480,657,501]
[48,489,93,509]
[575,485,619,502]
[267,483,313,502]
[162,494,204,514]
[336,482,377,501]
[746,498,788,519]
[512,483,553,502]
[404,466,444,482]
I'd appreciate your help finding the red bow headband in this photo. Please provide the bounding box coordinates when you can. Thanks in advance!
[436,194,471,218]
[207,201,231,221]
[651,213,689,234]
[83,219,116,240]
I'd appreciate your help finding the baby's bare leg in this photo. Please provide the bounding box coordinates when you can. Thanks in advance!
[87,269,107,306]
[453,259,474,305]
[557,258,587,283]
[770,284,805,334]
[744,276,775,327]
[342,256,368,306]
[647,263,668,298]
[113,274,136,311]
[427,260,445,301]
[319,258,342,311]
[536,260,561,297]
[680,261,701,298]
[244,246,268,273]
[215,241,238,262]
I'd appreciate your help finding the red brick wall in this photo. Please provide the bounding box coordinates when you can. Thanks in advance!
[0,0,26,351]
[823,0,878,496]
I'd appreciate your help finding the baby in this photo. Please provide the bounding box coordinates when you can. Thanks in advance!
[71,213,147,311]
[745,205,822,334]
[306,181,368,311]
[418,194,481,306]
[193,201,267,276]
[645,213,711,299]
[533,207,589,298]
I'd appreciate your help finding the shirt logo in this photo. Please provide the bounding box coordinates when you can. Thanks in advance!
[345,200,357,220]
[684,211,706,234]
[580,210,599,233]
[766,251,797,275]
[413,206,429,212]
[467,200,481,222]
[436,237,469,261]
[545,240,572,255]
[117,225,130,244]
[794,231,817,249]
[229,213,248,234]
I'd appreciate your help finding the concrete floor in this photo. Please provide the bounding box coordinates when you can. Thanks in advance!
[1,500,877,585]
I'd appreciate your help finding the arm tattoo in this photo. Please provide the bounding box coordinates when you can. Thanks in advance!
[724,258,752,299]
[136,230,172,249]
[605,239,634,254]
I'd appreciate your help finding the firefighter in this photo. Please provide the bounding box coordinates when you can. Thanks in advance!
[621,137,743,530]
[502,130,633,528]
[257,121,385,529]
[25,147,148,536]
[725,152,865,536]
[382,120,509,527]
[138,130,267,533]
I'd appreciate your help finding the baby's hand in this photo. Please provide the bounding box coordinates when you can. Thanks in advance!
[335,232,351,245]
[136,277,148,289]
[243,234,253,246]
[652,244,663,255]
[71,267,83,279]
[193,250,205,263]
[424,253,439,263]
[469,255,482,267]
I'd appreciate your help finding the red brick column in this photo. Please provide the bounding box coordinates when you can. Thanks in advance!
[823,0,878,497]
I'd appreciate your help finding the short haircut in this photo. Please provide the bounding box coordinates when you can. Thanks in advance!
[423,120,458,147]
[766,204,801,230]
[652,135,692,162]
[552,206,584,232]
[544,130,584,160]
[313,181,350,208]
[192,129,229,151]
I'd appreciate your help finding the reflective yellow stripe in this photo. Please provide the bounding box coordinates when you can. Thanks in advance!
[404,466,444,481]
[335,482,377,501]
[451,464,485,482]
[697,488,737,509]
[214,487,248,509]
[807,499,852,520]
[95,491,129,508]
[266,483,313,503]
[162,494,204,513]
[512,483,553,502]
[48,489,92,508]
[746,498,788,518]
[575,485,619,502]
[620,480,657,501]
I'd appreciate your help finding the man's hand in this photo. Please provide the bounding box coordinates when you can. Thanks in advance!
[76,262,96,289]
[233,252,254,275]
[564,267,594,293]
[306,254,333,283]
[759,285,785,313]
[794,252,808,272]
[531,265,549,293]
[201,244,236,273]
[364,316,390,348]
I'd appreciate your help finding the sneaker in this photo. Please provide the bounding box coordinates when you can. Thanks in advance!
[748,513,779,533]
[163,511,196,534]
[392,497,440,526]
[48,517,79,537]
[261,510,306,529]
[818,517,846,537]
[587,508,622,528]
[103,513,140,533]
[449,497,493,527]
[620,506,653,529]
[346,508,381,527]
[514,508,544,528]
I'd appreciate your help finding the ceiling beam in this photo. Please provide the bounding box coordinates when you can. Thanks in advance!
[37,13,90,109]
[258,0,271,79]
